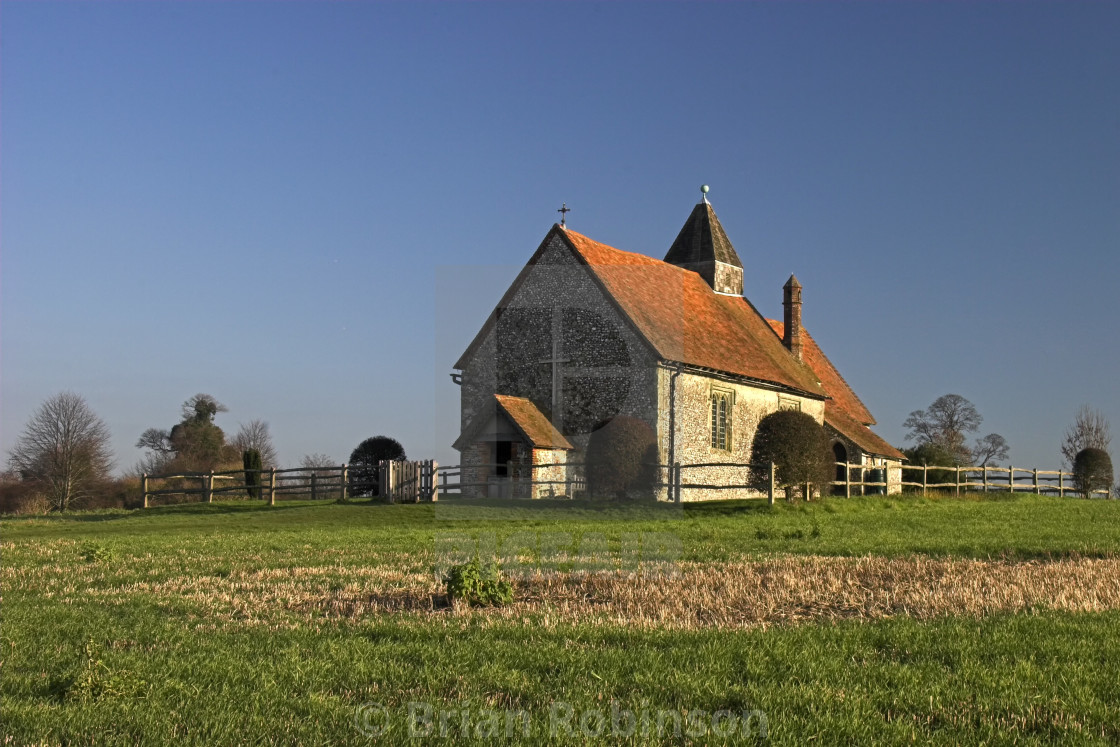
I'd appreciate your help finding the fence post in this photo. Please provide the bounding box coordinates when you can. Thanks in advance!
[268,468,276,506]
[923,464,928,494]
[430,461,439,502]
[845,462,851,499]
[524,454,531,499]
[1033,468,1040,495]
[205,470,214,504]
[670,462,680,502]
[311,473,318,501]
[141,474,149,509]
[1008,466,1014,494]
[768,462,776,506]
[955,466,960,497]
[983,466,988,493]
[1059,469,1064,498]
[340,464,348,501]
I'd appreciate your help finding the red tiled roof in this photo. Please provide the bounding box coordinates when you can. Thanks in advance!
[560,228,825,398]
[766,320,875,425]
[452,395,574,451]
[825,405,905,460]
[765,319,900,458]
[494,395,574,450]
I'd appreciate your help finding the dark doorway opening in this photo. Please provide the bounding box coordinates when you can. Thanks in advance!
[494,441,513,476]
[832,442,848,495]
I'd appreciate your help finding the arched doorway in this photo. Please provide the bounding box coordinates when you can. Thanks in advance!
[832,442,848,495]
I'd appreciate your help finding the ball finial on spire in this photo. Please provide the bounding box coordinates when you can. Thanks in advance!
[700,184,710,204]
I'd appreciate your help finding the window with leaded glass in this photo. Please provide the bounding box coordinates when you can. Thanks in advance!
[710,389,733,450]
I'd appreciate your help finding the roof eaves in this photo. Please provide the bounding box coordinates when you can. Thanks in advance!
[671,361,828,401]
[718,295,826,397]
[825,407,904,460]
[766,320,876,426]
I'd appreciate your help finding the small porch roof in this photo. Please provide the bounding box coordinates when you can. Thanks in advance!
[825,405,905,460]
[453,395,574,451]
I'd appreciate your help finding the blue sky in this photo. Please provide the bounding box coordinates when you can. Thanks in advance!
[2,1,1118,474]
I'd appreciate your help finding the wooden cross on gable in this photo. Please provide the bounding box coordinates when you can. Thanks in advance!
[538,307,570,431]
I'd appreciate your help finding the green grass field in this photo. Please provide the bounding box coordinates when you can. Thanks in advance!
[3,494,1120,744]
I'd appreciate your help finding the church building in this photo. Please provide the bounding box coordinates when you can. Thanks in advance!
[452,192,903,500]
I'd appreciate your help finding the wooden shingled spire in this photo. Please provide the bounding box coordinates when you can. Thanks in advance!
[664,190,744,296]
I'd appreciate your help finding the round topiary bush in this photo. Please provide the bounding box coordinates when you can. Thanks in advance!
[1073,447,1113,499]
[348,436,406,498]
[584,415,659,501]
[749,410,833,500]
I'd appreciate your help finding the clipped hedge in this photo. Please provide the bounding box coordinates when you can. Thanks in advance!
[584,415,659,501]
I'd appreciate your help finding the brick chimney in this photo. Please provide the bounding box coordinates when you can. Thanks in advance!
[783,275,803,361]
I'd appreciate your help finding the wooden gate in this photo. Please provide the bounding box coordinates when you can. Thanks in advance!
[378,459,438,503]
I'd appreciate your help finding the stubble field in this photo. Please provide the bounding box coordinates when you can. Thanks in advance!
[3,493,1120,744]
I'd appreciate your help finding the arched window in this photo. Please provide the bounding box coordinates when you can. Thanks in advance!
[710,389,733,450]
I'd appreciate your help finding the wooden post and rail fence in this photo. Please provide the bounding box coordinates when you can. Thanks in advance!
[895,463,1108,497]
[142,459,439,507]
[142,458,1107,507]
[437,460,793,503]
[434,460,1111,502]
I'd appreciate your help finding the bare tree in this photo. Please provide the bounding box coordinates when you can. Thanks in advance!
[181,393,228,423]
[903,394,982,465]
[300,452,336,468]
[136,427,172,455]
[6,392,115,511]
[971,433,1010,467]
[1061,406,1111,469]
[131,428,175,476]
[299,453,338,478]
[904,394,1008,467]
[232,419,278,467]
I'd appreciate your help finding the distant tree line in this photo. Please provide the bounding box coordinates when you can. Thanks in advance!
[3,386,1115,512]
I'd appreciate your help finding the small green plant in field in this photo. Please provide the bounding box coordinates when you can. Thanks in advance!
[68,638,141,702]
[444,558,513,607]
[80,542,115,563]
